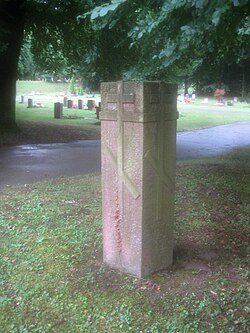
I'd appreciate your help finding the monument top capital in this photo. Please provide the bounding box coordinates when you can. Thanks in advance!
[100,81,178,123]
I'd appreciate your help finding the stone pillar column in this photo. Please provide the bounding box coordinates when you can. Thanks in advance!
[101,81,178,278]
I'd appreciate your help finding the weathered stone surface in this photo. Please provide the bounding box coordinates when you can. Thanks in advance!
[101,81,178,278]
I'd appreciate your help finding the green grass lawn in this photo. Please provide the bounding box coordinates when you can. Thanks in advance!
[0,147,249,332]
[16,103,98,125]
[16,102,250,127]
[15,81,250,133]
[16,80,71,95]
[177,97,250,130]
[12,81,101,145]
[2,82,247,332]
[177,108,250,131]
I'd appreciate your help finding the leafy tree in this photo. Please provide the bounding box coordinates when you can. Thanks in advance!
[88,0,250,91]
[1,0,249,132]
[18,36,35,80]
[0,0,95,132]
[77,23,138,91]
[0,0,137,132]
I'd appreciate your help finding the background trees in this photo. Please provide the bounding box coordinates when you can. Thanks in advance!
[87,0,249,95]
[25,1,137,90]
[0,0,137,131]
[0,0,249,132]
[0,0,97,131]
[18,37,35,80]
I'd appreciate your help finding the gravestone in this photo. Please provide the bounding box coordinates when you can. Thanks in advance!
[54,102,63,119]
[101,81,178,278]
[63,96,68,107]
[87,99,95,109]
[67,99,73,108]
[78,99,83,109]
[27,98,33,108]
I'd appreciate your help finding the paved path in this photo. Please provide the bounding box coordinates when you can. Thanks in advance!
[177,121,250,160]
[0,121,250,187]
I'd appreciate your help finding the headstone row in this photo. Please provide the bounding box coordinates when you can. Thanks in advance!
[25,98,96,110]
[54,101,101,119]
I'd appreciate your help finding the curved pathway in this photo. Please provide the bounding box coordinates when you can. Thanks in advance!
[176,121,250,160]
[0,121,250,187]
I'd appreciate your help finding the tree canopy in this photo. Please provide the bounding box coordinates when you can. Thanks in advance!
[26,1,137,89]
[0,0,95,130]
[86,0,250,88]
[0,0,249,131]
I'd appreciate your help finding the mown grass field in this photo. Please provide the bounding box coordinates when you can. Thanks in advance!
[15,101,250,132]
[16,80,100,136]
[16,80,72,95]
[0,81,249,332]
[15,81,250,128]
[0,147,249,332]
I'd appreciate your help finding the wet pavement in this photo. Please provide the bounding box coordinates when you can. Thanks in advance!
[0,121,250,187]
[0,140,101,187]
[176,121,250,160]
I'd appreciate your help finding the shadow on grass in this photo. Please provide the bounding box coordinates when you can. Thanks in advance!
[172,146,249,290]
[0,120,101,146]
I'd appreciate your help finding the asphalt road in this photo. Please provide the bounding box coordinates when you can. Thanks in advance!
[0,121,250,187]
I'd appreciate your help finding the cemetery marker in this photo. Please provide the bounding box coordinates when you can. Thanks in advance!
[54,102,63,119]
[101,81,178,278]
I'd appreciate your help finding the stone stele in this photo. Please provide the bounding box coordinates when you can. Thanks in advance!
[101,81,178,278]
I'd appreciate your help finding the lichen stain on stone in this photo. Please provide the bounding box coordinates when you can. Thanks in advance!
[114,185,122,255]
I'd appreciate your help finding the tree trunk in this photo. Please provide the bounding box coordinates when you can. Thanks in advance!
[0,1,26,132]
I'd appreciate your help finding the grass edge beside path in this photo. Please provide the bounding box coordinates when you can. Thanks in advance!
[0,120,101,146]
[1,95,250,146]
[2,116,250,147]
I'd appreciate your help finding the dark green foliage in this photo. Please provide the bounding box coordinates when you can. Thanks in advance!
[0,1,93,128]
[87,0,250,93]
[18,37,35,79]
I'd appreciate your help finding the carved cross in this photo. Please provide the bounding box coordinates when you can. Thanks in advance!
[104,81,140,200]
[144,87,174,220]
